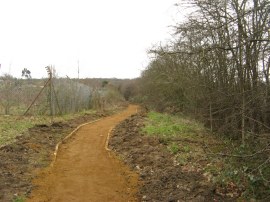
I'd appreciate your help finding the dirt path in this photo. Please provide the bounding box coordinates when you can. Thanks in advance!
[28,105,139,202]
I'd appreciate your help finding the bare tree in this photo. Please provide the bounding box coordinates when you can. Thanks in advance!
[21,68,31,79]
[140,0,270,143]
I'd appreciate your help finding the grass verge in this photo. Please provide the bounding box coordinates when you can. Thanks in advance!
[142,111,270,200]
[0,109,97,147]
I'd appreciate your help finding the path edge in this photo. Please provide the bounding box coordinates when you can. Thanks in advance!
[51,105,139,167]
[105,107,139,152]
[105,127,114,151]
[50,118,102,167]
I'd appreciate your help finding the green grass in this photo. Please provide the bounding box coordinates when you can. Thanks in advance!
[142,111,270,200]
[13,196,25,202]
[168,142,180,154]
[142,111,203,138]
[0,116,34,146]
[0,109,97,147]
[142,111,208,168]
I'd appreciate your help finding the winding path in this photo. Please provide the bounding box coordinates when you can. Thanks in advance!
[28,105,139,202]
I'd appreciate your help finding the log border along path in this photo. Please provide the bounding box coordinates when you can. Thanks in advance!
[28,105,139,202]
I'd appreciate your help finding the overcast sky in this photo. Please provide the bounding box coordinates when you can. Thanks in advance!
[0,0,181,79]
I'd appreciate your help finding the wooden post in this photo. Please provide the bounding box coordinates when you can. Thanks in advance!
[23,78,51,116]
[46,66,53,121]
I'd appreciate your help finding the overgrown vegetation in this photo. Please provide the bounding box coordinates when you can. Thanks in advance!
[133,1,270,199]
[143,111,270,200]
[138,0,270,143]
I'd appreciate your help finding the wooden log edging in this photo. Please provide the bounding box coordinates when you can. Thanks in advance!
[50,118,103,167]
[105,127,114,151]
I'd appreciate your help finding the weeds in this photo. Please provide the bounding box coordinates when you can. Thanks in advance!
[142,111,207,169]
[168,142,179,154]
[13,196,25,202]
[142,111,270,200]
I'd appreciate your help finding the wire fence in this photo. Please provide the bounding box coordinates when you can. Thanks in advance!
[0,76,93,116]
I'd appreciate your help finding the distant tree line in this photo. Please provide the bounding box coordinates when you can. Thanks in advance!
[139,0,270,144]
[0,74,128,115]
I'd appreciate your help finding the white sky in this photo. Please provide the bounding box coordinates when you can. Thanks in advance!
[0,0,180,79]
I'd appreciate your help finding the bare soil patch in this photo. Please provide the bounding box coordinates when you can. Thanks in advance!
[109,112,234,201]
[0,111,108,202]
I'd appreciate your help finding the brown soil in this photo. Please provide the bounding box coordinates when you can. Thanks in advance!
[109,112,234,202]
[1,106,235,202]
[0,108,121,202]
[27,105,139,202]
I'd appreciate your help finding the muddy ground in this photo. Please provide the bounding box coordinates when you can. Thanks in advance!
[109,112,233,202]
[0,111,109,202]
[1,108,235,202]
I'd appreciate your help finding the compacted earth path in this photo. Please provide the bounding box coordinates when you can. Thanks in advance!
[28,105,139,202]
